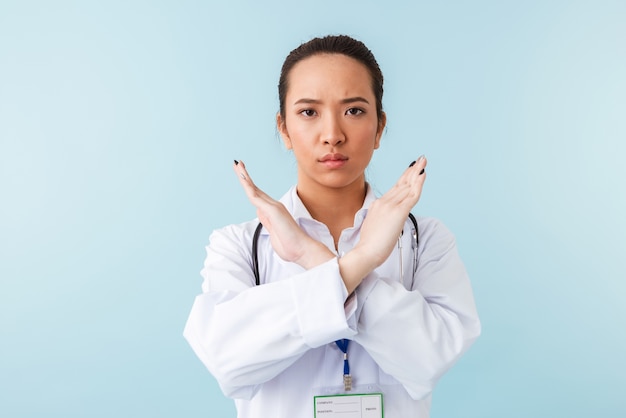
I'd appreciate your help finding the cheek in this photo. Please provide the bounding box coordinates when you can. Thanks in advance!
[286,124,316,147]
[358,123,381,144]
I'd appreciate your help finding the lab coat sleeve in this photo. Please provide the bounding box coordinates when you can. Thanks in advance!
[183,222,356,399]
[353,218,481,400]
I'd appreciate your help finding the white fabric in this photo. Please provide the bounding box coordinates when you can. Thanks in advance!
[184,185,481,418]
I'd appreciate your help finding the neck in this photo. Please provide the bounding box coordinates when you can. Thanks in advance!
[296,179,367,245]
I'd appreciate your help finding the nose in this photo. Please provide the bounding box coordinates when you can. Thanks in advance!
[321,114,345,146]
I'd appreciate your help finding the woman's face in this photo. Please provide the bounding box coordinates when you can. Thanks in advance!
[277,53,386,192]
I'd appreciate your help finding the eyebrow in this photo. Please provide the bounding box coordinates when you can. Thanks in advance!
[293,96,371,106]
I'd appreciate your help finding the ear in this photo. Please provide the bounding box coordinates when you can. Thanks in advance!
[277,113,293,150]
[373,111,387,149]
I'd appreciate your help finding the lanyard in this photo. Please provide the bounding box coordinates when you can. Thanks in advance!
[335,339,352,391]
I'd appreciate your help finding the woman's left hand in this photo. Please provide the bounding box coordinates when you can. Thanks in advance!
[338,156,427,293]
[357,155,427,267]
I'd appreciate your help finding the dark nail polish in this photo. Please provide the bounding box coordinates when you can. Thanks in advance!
[409,160,416,167]
[234,160,239,165]
[419,168,425,175]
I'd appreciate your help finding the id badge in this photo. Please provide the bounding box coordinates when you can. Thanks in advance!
[314,393,383,418]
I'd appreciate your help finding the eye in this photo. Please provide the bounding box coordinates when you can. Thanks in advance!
[299,109,317,117]
[346,107,364,116]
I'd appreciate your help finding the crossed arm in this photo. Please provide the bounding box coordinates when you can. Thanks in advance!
[232,156,427,294]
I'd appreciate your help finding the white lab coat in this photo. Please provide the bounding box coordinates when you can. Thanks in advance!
[184,185,480,418]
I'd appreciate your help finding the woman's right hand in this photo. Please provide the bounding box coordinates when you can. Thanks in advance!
[234,161,335,270]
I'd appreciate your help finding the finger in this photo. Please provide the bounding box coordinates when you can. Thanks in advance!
[407,155,427,177]
[401,156,427,190]
[233,159,253,184]
[234,160,262,200]
[233,160,275,206]
[389,155,427,194]
[384,156,428,207]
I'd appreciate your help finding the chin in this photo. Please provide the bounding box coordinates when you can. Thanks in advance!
[316,174,365,190]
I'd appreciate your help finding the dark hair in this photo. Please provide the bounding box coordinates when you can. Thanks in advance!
[278,35,384,123]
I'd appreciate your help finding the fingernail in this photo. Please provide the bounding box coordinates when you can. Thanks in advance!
[409,160,416,167]
[240,173,246,179]
[417,154,425,162]
[234,160,239,165]
[419,168,425,175]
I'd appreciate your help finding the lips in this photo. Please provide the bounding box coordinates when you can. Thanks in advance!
[319,153,348,169]
[319,153,348,162]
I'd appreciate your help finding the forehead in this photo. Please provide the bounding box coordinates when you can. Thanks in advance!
[285,53,374,100]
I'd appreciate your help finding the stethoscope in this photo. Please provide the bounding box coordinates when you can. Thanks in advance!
[399,212,420,280]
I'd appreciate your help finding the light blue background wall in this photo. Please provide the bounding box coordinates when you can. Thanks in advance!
[1,1,624,417]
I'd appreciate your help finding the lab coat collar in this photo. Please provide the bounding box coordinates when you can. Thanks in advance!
[269,183,377,235]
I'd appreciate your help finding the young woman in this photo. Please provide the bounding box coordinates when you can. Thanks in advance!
[184,35,480,417]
